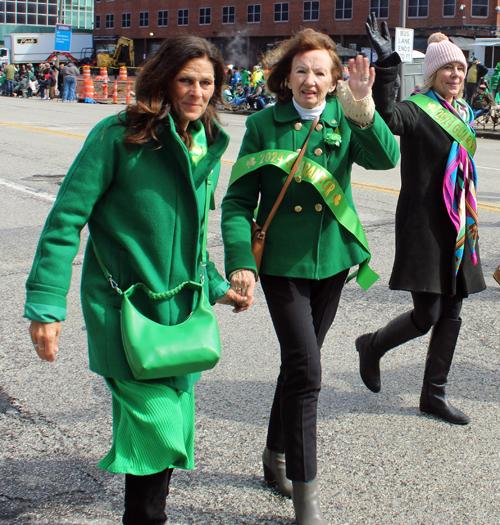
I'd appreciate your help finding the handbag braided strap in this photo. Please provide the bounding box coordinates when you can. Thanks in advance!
[123,281,202,300]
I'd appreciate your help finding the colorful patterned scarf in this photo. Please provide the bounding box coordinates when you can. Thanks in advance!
[427,91,478,273]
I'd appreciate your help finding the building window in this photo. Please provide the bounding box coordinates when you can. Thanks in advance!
[369,0,389,19]
[471,0,488,17]
[274,2,289,22]
[222,6,235,24]
[158,10,168,27]
[247,4,261,23]
[139,11,149,27]
[105,13,114,29]
[335,0,353,19]
[303,1,319,21]
[178,9,189,26]
[408,0,429,18]
[443,0,455,17]
[95,14,100,29]
[122,12,131,28]
[199,7,211,25]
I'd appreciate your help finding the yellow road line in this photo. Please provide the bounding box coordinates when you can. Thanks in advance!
[2,122,498,213]
[0,121,87,139]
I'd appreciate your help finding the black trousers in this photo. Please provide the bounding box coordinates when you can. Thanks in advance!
[260,271,348,482]
[411,291,463,333]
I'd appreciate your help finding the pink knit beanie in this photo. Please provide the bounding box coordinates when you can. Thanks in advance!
[424,33,467,81]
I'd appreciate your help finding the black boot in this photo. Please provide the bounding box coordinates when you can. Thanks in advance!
[123,468,173,525]
[419,318,470,425]
[356,311,425,393]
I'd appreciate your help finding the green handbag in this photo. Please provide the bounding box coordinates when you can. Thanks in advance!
[93,174,221,380]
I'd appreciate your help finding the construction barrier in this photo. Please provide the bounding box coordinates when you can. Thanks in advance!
[126,78,131,104]
[118,66,128,81]
[83,77,94,103]
[99,67,109,80]
[113,79,118,104]
[82,65,91,79]
[103,79,108,99]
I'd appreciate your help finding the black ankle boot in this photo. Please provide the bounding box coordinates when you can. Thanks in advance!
[419,318,470,425]
[356,311,425,393]
[123,468,173,525]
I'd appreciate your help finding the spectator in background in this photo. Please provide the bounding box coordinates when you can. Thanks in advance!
[231,66,241,88]
[471,84,494,119]
[48,67,58,100]
[3,61,17,97]
[466,57,488,104]
[62,61,79,102]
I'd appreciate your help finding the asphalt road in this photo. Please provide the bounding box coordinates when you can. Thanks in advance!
[1,98,500,525]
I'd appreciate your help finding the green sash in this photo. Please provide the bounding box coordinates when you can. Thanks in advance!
[230,149,379,290]
[409,94,476,156]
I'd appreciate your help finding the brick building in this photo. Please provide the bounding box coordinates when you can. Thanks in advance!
[93,0,500,67]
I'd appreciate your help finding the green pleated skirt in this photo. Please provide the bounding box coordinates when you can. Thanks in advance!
[98,378,195,476]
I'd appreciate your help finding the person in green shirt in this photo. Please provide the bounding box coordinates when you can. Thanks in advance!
[25,35,248,525]
[221,28,399,525]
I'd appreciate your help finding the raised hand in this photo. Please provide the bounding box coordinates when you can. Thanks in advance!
[365,13,393,62]
[345,55,375,101]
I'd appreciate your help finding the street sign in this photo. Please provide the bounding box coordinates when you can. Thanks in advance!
[395,27,414,63]
[55,23,72,53]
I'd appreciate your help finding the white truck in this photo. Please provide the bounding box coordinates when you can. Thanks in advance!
[3,32,92,65]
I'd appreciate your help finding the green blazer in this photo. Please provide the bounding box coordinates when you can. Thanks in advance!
[221,97,400,280]
[25,114,230,384]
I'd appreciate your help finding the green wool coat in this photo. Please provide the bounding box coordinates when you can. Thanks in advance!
[221,98,400,280]
[25,114,230,383]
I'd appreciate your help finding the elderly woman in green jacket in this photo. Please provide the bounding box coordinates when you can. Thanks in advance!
[221,29,399,525]
[25,36,247,525]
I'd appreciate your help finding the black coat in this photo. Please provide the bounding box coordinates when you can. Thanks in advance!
[372,55,485,297]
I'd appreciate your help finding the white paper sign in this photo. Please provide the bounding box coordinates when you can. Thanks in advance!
[395,27,414,63]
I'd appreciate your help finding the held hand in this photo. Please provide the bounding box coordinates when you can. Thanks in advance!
[29,320,61,362]
[344,55,375,101]
[365,13,393,62]
[215,269,256,313]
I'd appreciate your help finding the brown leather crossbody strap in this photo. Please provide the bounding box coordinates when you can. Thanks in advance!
[260,115,320,235]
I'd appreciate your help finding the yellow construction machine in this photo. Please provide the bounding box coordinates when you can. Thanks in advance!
[96,37,135,68]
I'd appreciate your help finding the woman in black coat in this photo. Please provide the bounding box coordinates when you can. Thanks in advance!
[356,15,486,425]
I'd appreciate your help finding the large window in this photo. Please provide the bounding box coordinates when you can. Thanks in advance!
[471,0,488,17]
[222,6,235,24]
[95,14,101,29]
[178,9,189,26]
[408,0,429,18]
[158,10,168,27]
[105,13,114,29]
[139,11,149,27]
[199,7,211,25]
[443,0,455,17]
[247,4,261,23]
[303,1,319,21]
[274,2,289,22]
[122,12,131,28]
[335,0,352,19]
[369,0,389,18]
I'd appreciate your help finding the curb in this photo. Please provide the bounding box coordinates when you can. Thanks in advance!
[475,129,500,140]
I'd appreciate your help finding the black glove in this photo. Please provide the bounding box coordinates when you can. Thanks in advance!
[365,13,393,62]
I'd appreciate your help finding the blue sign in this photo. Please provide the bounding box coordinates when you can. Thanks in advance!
[55,23,72,53]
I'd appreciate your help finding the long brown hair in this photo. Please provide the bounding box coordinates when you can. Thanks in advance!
[120,36,225,148]
[264,29,343,104]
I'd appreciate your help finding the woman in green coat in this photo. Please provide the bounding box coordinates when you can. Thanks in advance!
[221,29,399,525]
[25,36,248,524]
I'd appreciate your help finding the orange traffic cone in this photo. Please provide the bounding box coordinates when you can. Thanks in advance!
[103,79,108,99]
[113,78,118,104]
[99,67,109,80]
[126,78,131,104]
[83,65,91,79]
[119,66,128,81]
[83,77,94,102]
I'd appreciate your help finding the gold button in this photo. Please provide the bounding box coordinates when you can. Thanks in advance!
[294,122,303,131]
[295,175,302,183]
[315,123,323,132]
[296,148,302,153]
[294,205,302,213]
[331,119,337,125]
[314,148,323,156]
[315,204,323,212]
